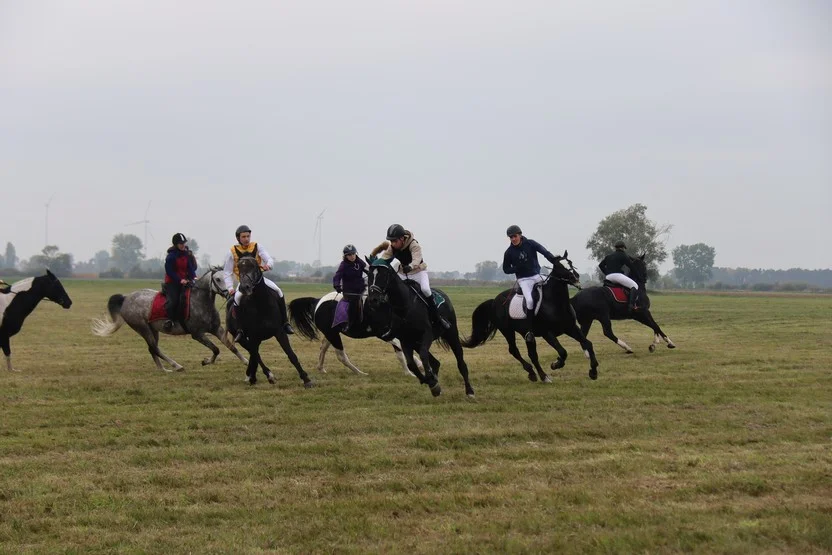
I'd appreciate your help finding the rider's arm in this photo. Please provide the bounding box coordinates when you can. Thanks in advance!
[222,251,236,290]
[408,241,427,271]
[187,252,197,280]
[529,239,559,265]
[256,245,275,270]
[332,262,345,290]
[164,253,179,283]
[502,249,515,274]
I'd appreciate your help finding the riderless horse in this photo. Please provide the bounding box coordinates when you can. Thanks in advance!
[1,270,72,372]
[227,257,312,387]
[91,266,249,372]
[364,258,475,398]
[571,254,676,353]
[463,252,600,381]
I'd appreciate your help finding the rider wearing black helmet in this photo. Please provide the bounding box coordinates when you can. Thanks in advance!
[599,240,639,311]
[162,233,197,331]
[222,225,294,334]
[371,224,451,330]
[332,244,367,332]
[502,225,560,341]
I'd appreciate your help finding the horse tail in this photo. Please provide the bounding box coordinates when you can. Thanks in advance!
[91,294,126,336]
[461,299,498,348]
[288,297,319,341]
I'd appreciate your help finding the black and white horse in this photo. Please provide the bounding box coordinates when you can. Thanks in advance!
[1,270,72,372]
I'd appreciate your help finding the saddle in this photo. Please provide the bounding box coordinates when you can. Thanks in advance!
[149,288,191,322]
[332,293,365,329]
[602,280,629,304]
[403,280,446,308]
[507,283,543,320]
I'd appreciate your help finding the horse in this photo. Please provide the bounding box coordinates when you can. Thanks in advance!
[289,292,424,376]
[91,266,249,372]
[462,251,600,381]
[571,254,676,353]
[364,259,474,398]
[227,256,312,387]
[1,270,73,372]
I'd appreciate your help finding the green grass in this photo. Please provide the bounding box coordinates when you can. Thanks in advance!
[1,280,830,553]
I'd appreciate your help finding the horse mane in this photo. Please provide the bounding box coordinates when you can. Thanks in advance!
[370,242,390,257]
[10,277,35,293]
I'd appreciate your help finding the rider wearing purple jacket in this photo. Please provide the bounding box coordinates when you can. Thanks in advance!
[332,244,367,331]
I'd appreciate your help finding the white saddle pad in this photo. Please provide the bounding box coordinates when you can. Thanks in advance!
[508,290,543,320]
[315,291,368,313]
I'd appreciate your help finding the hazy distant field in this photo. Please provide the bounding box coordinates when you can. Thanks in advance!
[1,279,830,553]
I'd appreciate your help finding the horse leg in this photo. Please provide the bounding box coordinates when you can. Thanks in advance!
[317,337,331,373]
[541,331,568,372]
[444,334,475,398]
[638,310,676,351]
[214,325,248,364]
[244,341,261,385]
[524,335,549,383]
[390,339,413,376]
[274,332,314,388]
[192,333,221,366]
[498,328,537,381]
[400,343,427,385]
[418,340,441,397]
[133,325,181,372]
[1,336,19,373]
[328,332,367,376]
[600,317,633,354]
[562,324,599,380]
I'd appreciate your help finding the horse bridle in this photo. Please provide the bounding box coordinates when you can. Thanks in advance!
[237,262,263,296]
[194,268,230,299]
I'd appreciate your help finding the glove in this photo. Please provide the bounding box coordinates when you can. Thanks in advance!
[402,265,413,274]
[335,286,343,293]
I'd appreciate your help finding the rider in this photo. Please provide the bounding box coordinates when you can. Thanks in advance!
[332,244,367,332]
[223,224,294,335]
[163,233,197,331]
[599,240,639,312]
[374,224,450,330]
[502,225,560,341]
[0,280,9,294]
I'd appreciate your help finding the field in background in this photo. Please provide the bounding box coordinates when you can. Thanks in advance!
[1,280,830,553]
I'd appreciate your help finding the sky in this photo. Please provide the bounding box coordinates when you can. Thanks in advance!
[1,0,830,274]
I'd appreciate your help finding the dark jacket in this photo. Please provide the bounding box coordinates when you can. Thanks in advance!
[164,247,197,284]
[333,257,367,294]
[599,250,631,276]
[502,237,559,279]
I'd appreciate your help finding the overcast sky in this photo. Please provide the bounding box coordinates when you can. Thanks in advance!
[1,1,829,274]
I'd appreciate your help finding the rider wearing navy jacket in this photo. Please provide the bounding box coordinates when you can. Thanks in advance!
[163,233,197,331]
[502,225,559,339]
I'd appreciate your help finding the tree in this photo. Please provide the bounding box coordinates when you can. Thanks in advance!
[4,242,17,269]
[586,204,671,281]
[94,250,111,273]
[474,260,499,281]
[187,238,200,254]
[111,233,143,271]
[23,245,74,277]
[673,243,716,288]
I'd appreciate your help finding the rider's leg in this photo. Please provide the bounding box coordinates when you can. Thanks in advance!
[264,278,294,334]
[518,275,541,341]
[412,272,450,330]
[163,283,181,331]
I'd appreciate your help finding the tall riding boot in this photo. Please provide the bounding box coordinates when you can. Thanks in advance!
[278,294,295,334]
[428,295,451,330]
[523,305,535,342]
[628,288,639,313]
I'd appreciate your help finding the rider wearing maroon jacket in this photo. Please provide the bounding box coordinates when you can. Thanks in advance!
[163,232,197,330]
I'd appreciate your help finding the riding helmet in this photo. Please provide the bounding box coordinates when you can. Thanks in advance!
[235,225,252,239]
[506,225,522,237]
[386,224,406,240]
[614,240,627,249]
[343,244,358,255]
[171,233,187,245]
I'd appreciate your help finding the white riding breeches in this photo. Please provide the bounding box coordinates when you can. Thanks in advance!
[606,273,638,290]
[399,271,432,297]
[517,275,544,310]
[234,277,283,305]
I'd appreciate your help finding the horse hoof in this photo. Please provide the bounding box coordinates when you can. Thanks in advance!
[589,369,598,380]
[649,344,656,353]
[466,392,476,399]
[175,367,185,372]
[267,373,276,385]
[625,350,634,355]
[202,359,210,366]
[303,380,315,389]
[668,344,676,349]
[429,383,442,397]
[542,375,552,384]
[550,360,565,370]
[527,372,538,382]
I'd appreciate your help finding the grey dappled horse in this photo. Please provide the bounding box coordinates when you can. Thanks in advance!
[91,266,248,372]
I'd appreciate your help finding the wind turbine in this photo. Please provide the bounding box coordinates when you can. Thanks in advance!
[312,209,326,267]
[44,194,54,246]
[126,201,153,259]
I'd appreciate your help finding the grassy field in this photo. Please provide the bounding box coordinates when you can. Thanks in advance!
[1,279,830,553]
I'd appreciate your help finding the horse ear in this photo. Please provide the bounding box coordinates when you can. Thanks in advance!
[562,250,568,258]
[639,254,645,261]
[46,269,55,277]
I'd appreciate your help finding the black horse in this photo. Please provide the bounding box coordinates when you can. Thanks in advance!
[226,257,313,387]
[463,251,600,381]
[365,259,474,398]
[289,293,423,376]
[571,254,676,354]
[1,270,72,372]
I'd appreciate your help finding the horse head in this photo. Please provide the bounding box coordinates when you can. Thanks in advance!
[544,250,581,289]
[365,259,398,338]
[628,254,648,285]
[42,269,72,309]
[237,257,262,297]
[196,266,229,298]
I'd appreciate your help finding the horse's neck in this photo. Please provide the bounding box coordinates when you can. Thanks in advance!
[543,281,570,305]
[6,288,45,320]
[389,279,416,311]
